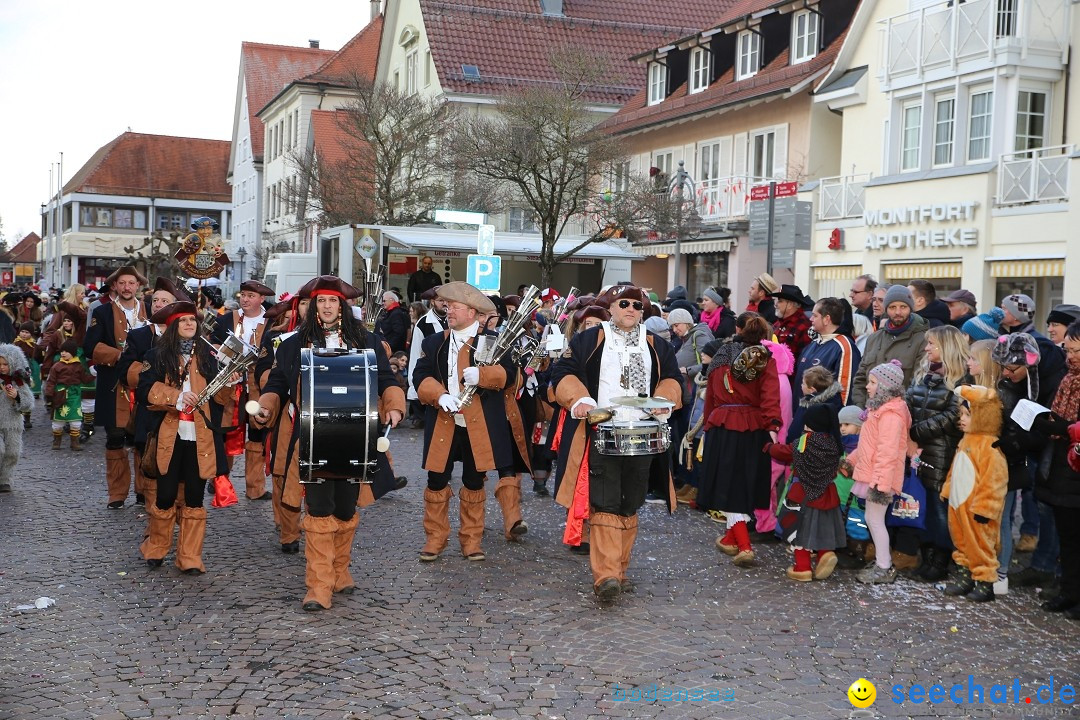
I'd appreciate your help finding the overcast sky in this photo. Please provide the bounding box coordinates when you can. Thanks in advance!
[0,0,370,243]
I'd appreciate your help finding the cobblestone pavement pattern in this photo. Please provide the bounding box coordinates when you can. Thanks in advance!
[1,406,1077,720]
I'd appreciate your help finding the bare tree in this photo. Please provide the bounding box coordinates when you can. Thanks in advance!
[286,73,468,228]
[123,230,184,286]
[451,47,649,287]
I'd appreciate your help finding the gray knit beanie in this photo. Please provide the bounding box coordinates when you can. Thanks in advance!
[703,288,724,306]
[882,285,914,310]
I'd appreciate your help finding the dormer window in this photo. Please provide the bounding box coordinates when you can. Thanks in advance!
[791,10,820,65]
[647,62,666,105]
[689,47,711,94]
[736,30,761,80]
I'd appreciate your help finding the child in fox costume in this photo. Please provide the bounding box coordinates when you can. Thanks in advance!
[939,385,1008,602]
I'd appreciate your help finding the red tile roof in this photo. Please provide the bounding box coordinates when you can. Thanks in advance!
[309,110,360,169]
[240,42,336,160]
[63,132,231,203]
[3,233,41,264]
[308,110,374,219]
[601,27,848,136]
[302,14,383,86]
[422,0,730,105]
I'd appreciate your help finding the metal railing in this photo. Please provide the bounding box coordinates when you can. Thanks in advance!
[696,174,770,221]
[818,174,871,220]
[996,143,1072,205]
[879,0,1068,83]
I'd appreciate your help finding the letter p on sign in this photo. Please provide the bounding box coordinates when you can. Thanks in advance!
[467,254,501,293]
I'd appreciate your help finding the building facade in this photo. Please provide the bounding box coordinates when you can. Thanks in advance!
[807,0,1076,319]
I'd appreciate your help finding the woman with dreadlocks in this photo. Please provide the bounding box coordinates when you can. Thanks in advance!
[253,276,404,612]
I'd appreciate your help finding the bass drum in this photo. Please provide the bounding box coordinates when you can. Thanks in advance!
[299,347,380,483]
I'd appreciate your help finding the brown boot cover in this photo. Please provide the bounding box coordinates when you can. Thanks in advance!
[494,476,523,540]
[458,487,486,557]
[589,512,624,589]
[176,506,207,573]
[244,441,267,499]
[619,514,638,582]
[421,487,453,558]
[271,473,283,529]
[302,514,338,609]
[332,514,360,593]
[278,478,302,545]
[106,448,131,503]
[69,430,82,451]
[139,504,176,561]
[133,449,145,496]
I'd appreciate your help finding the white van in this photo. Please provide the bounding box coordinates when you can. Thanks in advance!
[262,253,317,298]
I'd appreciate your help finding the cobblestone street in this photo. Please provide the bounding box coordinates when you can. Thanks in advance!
[1,409,1077,720]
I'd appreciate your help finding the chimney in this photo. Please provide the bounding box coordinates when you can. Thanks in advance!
[370,0,382,22]
[539,0,564,16]
[308,39,320,48]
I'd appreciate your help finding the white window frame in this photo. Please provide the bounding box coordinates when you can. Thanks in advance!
[932,95,956,167]
[750,130,775,179]
[1015,88,1049,154]
[425,49,432,87]
[900,101,923,172]
[736,30,761,80]
[689,47,711,94]
[652,150,674,177]
[405,49,419,95]
[611,160,631,193]
[508,207,538,233]
[699,139,725,182]
[791,10,819,65]
[967,88,994,162]
[647,62,666,105]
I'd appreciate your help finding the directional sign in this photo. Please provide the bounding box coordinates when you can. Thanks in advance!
[477,224,495,255]
[467,254,501,293]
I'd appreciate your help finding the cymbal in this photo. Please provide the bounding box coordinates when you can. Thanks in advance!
[609,395,674,410]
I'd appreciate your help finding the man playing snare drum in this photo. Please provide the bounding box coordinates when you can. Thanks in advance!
[253,276,404,612]
[550,284,682,601]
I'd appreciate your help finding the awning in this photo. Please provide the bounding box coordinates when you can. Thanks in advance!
[380,226,638,261]
[990,259,1065,277]
[812,265,861,280]
[883,262,961,280]
[632,238,736,256]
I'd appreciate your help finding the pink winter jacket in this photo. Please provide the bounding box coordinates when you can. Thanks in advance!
[846,396,911,495]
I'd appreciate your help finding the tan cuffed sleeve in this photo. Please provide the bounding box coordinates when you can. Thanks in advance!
[477,365,506,390]
[554,374,590,410]
[417,377,448,406]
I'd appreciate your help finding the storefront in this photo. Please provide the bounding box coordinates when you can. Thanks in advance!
[631,238,734,302]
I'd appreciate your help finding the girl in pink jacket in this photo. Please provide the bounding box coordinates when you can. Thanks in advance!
[845,360,911,584]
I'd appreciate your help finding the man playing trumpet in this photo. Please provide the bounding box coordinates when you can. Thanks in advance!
[412,282,518,563]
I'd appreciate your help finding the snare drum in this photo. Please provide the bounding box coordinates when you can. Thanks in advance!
[592,420,671,456]
[299,347,379,483]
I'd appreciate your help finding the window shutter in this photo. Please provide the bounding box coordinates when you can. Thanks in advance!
[718,136,733,177]
[772,124,789,180]
[733,132,749,176]
[682,144,697,177]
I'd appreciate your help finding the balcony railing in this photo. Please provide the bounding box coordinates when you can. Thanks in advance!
[696,174,769,221]
[996,143,1072,206]
[818,174,871,220]
[879,0,1069,84]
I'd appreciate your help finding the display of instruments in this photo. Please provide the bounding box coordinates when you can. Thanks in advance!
[192,333,259,408]
[609,395,676,411]
[457,285,543,406]
[592,420,671,456]
[359,253,386,333]
[298,347,380,483]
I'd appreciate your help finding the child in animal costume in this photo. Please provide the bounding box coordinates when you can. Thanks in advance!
[939,385,1008,602]
[0,343,35,492]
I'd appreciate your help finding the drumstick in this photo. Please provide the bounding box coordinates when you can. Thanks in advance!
[245,400,265,419]
[376,425,391,453]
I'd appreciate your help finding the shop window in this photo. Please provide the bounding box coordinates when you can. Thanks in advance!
[968,89,993,162]
[933,97,955,167]
[689,253,728,303]
[736,30,761,80]
[900,102,922,172]
[791,10,819,65]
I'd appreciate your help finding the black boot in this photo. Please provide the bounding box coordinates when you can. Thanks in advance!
[532,480,549,497]
[967,580,995,602]
[943,567,974,596]
[917,547,950,583]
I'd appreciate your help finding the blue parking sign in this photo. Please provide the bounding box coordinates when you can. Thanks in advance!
[467,254,501,292]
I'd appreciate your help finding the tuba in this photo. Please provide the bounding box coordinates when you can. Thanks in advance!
[191,332,259,408]
[457,285,543,406]
[360,254,386,333]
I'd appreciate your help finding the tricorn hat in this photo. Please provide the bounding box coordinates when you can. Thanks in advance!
[153,276,190,302]
[105,265,148,286]
[436,281,496,314]
[420,285,442,302]
[573,305,610,326]
[303,275,362,301]
[239,280,274,296]
[149,301,199,326]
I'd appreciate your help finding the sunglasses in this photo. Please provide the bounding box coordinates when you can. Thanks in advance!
[617,300,644,311]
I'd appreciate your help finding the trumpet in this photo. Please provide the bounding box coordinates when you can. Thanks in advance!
[190,333,259,408]
[457,285,543,406]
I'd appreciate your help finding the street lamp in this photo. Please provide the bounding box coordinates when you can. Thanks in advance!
[667,160,700,289]
[236,245,248,287]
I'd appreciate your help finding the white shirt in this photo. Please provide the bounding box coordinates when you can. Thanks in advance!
[447,321,478,427]
[407,309,445,400]
[236,311,265,346]
[597,321,652,422]
[118,300,145,331]
[175,357,196,441]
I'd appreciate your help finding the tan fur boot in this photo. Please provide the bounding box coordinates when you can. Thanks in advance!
[244,440,268,499]
[420,487,452,561]
[494,475,527,541]
[105,448,131,503]
[301,514,338,610]
[618,514,638,592]
[589,512,624,599]
[332,514,360,594]
[458,487,486,560]
[139,504,176,564]
[176,506,207,574]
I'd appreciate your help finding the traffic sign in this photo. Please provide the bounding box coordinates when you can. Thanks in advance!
[467,254,501,292]
[477,224,495,255]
